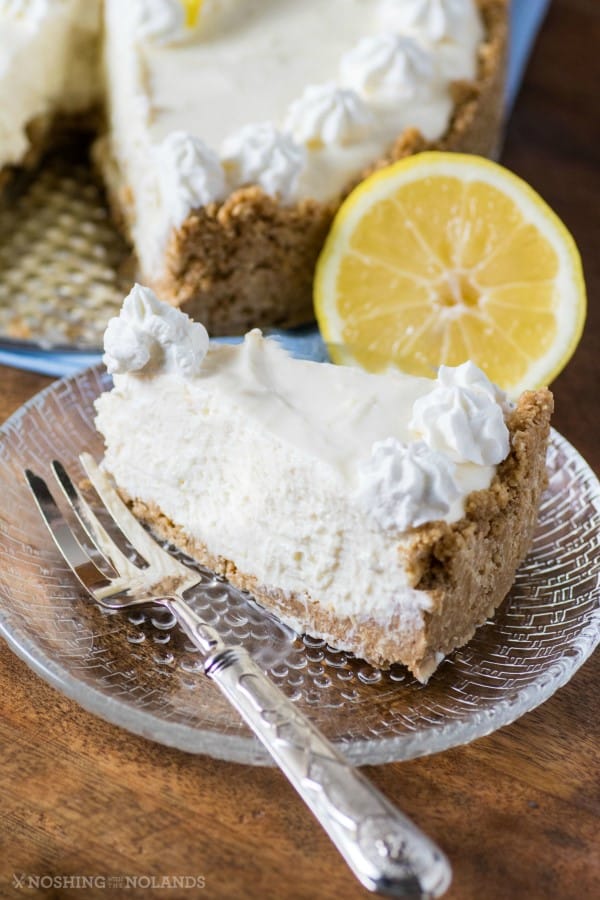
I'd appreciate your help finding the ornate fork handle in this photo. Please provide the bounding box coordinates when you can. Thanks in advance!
[165,596,451,898]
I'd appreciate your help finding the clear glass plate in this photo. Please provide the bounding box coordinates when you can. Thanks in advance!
[0,366,598,765]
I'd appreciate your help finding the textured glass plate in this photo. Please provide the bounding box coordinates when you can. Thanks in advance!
[0,146,131,350]
[0,367,599,766]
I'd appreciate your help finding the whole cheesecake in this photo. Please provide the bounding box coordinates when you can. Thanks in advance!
[94,285,553,682]
[0,0,508,333]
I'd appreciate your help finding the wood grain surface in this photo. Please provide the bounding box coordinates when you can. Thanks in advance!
[0,3,599,898]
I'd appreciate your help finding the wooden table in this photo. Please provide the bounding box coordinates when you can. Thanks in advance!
[1,4,598,898]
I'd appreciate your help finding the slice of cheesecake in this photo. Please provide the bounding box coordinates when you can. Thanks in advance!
[94,286,553,682]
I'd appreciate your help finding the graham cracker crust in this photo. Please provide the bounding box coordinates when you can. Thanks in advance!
[126,386,552,683]
[153,190,335,335]
[98,0,508,334]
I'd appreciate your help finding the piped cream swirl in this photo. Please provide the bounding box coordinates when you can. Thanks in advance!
[356,438,460,532]
[284,83,373,147]
[103,283,209,378]
[410,362,510,466]
[221,122,304,202]
[340,34,436,102]
[376,0,474,42]
[155,130,226,226]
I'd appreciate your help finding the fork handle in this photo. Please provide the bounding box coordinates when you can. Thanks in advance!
[166,597,451,898]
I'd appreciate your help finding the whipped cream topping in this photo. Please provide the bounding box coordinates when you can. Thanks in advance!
[410,362,511,466]
[437,360,513,412]
[377,0,471,42]
[103,284,209,378]
[356,438,459,532]
[284,83,373,148]
[132,0,186,45]
[340,34,436,103]
[155,130,226,226]
[221,122,305,203]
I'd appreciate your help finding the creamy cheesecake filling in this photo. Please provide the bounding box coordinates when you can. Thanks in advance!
[0,0,101,168]
[96,372,434,627]
[95,285,511,629]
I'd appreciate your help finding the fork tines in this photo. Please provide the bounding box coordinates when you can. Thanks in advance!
[25,456,191,608]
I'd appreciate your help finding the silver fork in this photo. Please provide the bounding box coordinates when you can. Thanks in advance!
[25,453,451,899]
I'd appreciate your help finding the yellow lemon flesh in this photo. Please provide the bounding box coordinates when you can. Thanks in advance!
[314,152,586,397]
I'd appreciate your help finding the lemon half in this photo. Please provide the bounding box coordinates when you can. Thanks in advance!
[315,152,586,396]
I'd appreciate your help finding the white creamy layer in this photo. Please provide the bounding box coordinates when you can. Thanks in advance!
[95,287,510,627]
[0,0,101,168]
[96,370,433,627]
[101,0,483,277]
